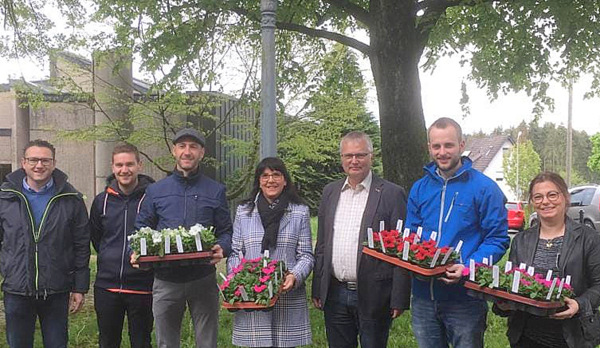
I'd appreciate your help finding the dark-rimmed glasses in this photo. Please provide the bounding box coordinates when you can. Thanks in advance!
[24,157,54,166]
[260,172,283,182]
[531,191,561,204]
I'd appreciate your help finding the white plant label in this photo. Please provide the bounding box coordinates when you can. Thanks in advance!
[175,235,184,253]
[367,227,374,248]
[489,255,494,265]
[268,281,273,299]
[164,236,170,254]
[403,228,410,239]
[402,241,410,261]
[546,278,558,300]
[379,220,385,232]
[527,266,535,276]
[519,262,526,270]
[469,259,476,282]
[483,257,489,266]
[396,219,403,231]
[546,270,553,282]
[219,273,227,281]
[441,247,454,265]
[557,278,565,299]
[417,226,423,239]
[195,234,203,251]
[430,249,441,268]
[511,271,521,293]
[140,238,147,256]
[565,275,571,286]
[505,261,513,273]
[430,231,438,242]
[492,266,500,288]
[455,240,463,253]
[379,233,387,253]
[239,287,249,302]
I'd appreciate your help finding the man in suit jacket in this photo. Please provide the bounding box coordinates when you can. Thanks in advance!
[312,131,411,348]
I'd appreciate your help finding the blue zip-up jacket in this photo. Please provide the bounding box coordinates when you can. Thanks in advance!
[406,157,510,301]
[135,168,233,283]
[90,174,155,292]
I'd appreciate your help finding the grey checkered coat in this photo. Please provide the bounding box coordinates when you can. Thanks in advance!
[227,202,314,347]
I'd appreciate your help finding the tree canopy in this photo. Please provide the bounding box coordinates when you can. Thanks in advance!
[3,0,600,190]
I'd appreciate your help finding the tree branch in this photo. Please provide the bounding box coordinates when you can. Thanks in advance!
[231,7,371,56]
[276,21,371,56]
[323,0,371,28]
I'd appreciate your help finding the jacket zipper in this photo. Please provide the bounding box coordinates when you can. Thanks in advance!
[1,189,77,296]
[119,201,128,290]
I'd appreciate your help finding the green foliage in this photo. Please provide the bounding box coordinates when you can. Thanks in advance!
[426,1,600,114]
[503,140,541,201]
[588,133,600,174]
[278,44,380,211]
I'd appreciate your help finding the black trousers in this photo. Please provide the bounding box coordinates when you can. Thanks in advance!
[94,287,153,348]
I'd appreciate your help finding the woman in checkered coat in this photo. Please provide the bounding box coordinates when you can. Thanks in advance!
[227,157,314,347]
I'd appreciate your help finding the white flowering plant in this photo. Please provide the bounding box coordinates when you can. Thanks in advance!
[129,224,216,257]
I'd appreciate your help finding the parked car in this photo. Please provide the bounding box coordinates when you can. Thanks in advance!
[529,184,600,230]
[506,201,526,231]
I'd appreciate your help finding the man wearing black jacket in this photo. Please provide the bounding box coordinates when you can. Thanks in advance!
[90,143,155,348]
[0,139,90,348]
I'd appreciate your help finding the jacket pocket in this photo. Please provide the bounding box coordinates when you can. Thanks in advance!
[579,311,600,343]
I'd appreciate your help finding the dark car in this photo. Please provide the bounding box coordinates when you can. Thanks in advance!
[529,184,600,229]
[506,201,525,231]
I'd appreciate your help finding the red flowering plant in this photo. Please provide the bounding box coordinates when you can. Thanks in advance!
[365,230,459,268]
[219,256,286,306]
[464,263,574,302]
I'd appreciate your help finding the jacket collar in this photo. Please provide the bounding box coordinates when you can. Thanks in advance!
[4,168,73,194]
[106,174,155,197]
[522,216,581,269]
[171,166,202,184]
[424,156,473,182]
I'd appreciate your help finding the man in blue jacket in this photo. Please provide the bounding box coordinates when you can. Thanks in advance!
[135,128,232,348]
[0,139,90,348]
[406,118,510,348]
[90,143,155,348]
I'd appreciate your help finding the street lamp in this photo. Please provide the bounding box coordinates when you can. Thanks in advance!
[516,131,522,201]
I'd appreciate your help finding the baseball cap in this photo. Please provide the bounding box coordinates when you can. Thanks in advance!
[172,128,206,147]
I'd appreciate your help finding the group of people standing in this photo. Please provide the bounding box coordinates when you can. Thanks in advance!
[0,117,599,348]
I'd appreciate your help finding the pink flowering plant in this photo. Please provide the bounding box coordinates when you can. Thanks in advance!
[365,230,459,268]
[129,224,216,257]
[465,263,574,302]
[220,256,286,306]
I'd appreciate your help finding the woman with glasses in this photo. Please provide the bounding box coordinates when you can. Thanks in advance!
[494,172,600,348]
[227,157,314,347]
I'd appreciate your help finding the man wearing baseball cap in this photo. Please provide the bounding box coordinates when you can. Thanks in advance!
[135,128,232,348]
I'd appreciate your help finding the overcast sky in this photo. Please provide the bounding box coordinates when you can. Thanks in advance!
[2,36,599,136]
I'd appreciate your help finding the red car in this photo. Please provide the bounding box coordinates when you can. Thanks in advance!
[506,201,525,231]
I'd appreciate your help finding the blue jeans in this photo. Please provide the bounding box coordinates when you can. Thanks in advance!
[411,295,487,348]
[323,281,392,348]
[3,292,69,348]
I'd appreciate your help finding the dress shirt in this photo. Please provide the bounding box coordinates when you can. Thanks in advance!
[331,171,372,282]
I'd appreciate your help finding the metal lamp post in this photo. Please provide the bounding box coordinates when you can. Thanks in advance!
[516,131,522,201]
[260,0,277,159]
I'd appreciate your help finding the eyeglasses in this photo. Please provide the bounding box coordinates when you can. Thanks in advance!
[531,191,561,204]
[24,157,54,166]
[260,172,284,181]
[341,152,371,160]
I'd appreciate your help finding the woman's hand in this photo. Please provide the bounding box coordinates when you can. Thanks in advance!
[551,297,579,320]
[281,273,296,292]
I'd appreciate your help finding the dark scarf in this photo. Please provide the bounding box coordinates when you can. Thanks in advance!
[257,191,290,252]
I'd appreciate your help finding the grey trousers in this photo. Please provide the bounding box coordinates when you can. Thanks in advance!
[152,274,219,348]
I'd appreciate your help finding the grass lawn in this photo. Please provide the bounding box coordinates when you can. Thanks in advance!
[0,217,511,347]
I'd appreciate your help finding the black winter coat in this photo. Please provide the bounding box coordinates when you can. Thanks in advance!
[90,174,155,292]
[502,217,600,348]
[0,168,90,297]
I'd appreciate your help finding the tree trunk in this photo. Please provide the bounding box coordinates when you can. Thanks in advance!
[369,0,428,191]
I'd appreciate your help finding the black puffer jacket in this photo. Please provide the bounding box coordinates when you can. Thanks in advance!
[90,174,155,292]
[0,168,90,297]
[502,217,600,348]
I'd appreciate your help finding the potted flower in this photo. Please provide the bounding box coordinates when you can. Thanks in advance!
[463,262,574,316]
[129,224,216,266]
[219,256,287,311]
[362,229,460,276]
